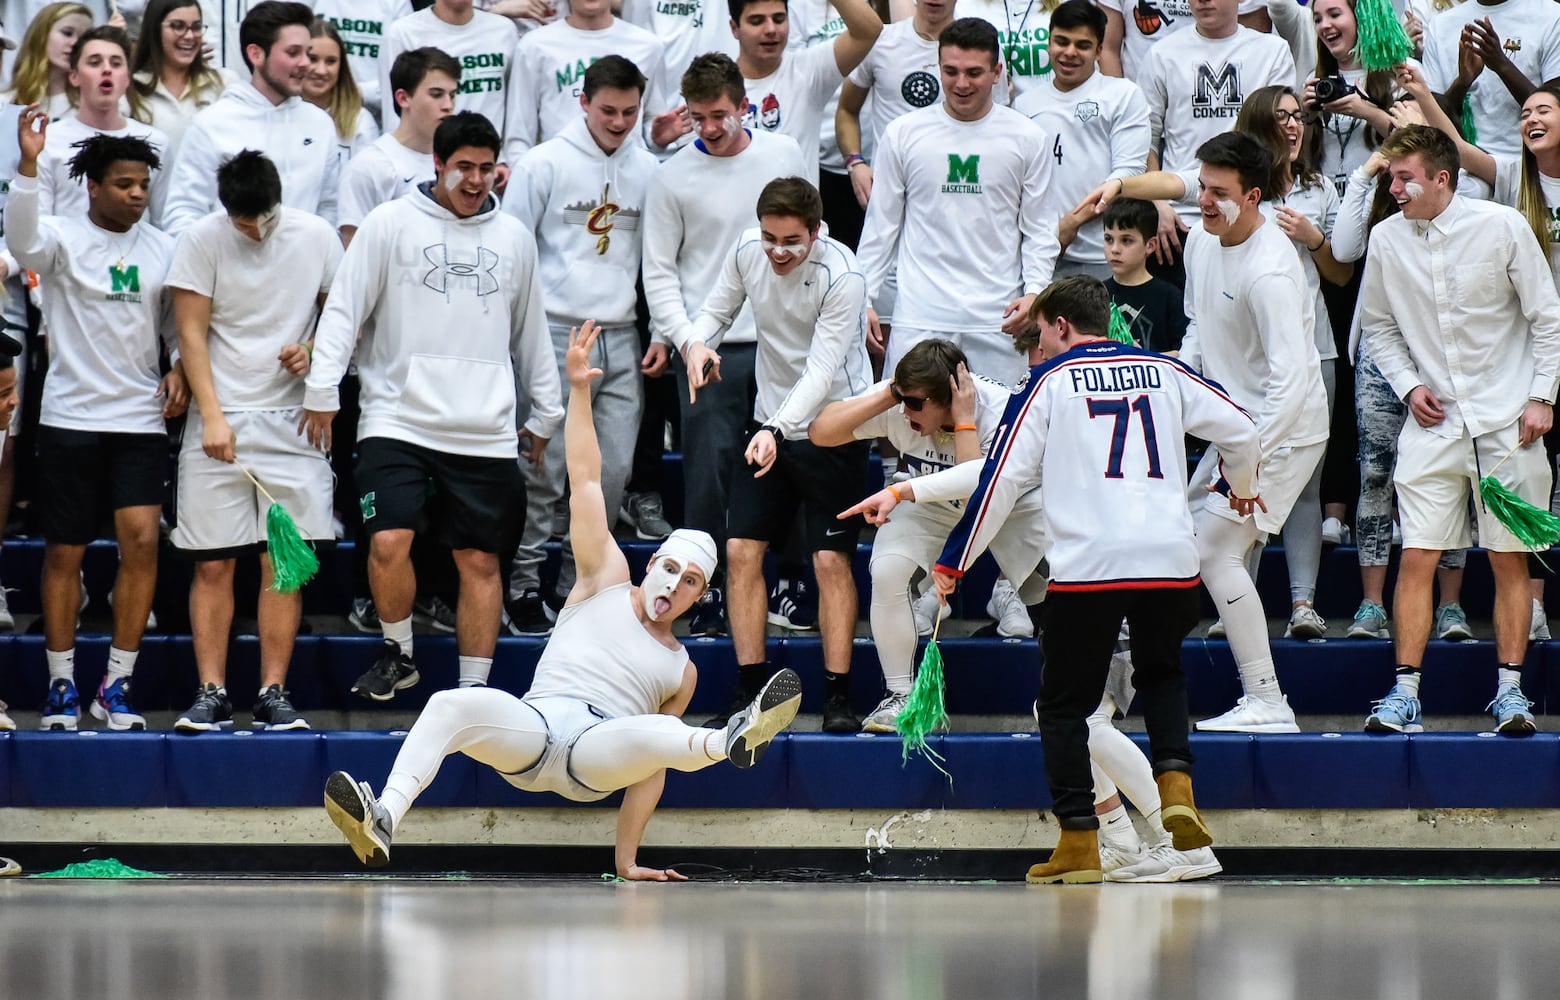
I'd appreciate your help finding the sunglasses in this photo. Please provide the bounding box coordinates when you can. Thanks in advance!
[890,385,929,412]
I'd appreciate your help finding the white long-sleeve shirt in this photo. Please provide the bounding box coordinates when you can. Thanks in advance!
[641,129,807,348]
[161,81,340,235]
[1015,70,1150,267]
[856,102,1058,333]
[1179,219,1328,458]
[687,229,872,439]
[1360,195,1560,439]
[935,340,1260,590]
[379,7,518,137]
[305,185,562,457]
[3,172,175,434]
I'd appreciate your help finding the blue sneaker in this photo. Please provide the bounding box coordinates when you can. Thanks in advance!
[1347,600,1390,639]
[40,678,79,731]
[1364,684,1423,733]
[90,676,146,731]
[1489,684,1537,737]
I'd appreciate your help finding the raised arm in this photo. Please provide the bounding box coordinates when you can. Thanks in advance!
[829,0,884,79]
[1397,63,1496,186]
[563,320,632,601]
[809,379,897,446]
[4,106,65,274]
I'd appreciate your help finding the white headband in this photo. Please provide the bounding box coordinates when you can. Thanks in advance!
[654,529,718,584]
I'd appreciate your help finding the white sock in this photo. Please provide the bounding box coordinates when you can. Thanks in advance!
[458,656,492,687]
[46,648,75,682]
[701,727,727,761]
[1098,803,1142,853]
[378,785,411,833]
[106,647,137,681]
[1143,806,1168,839]
[381,616,413,657]
[1395,670,1422,697]
[1498,667,1522,689]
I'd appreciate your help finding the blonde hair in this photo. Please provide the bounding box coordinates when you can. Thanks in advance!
[1516,85,1560,258]
[308,19,363,142]
[7,3,93,107]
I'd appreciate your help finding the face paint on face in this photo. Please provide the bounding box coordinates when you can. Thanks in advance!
[642,557,686,620]
[445,169,464,192]
[1216,199,1241,225]
[257,207,280,241]
[723,115,744,140]
[1403,181,1425,200]
[762,240,804,261]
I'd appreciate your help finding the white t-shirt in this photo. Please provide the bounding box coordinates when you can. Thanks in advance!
[620,0,739,151]
[379,7,518,139]
[954,0,1054,98]
[338,133,434,231]
[743,43,845,179]
[38,116,172,228]
[847,18,943,150]
[309,0,414,116]
[1095,0,1266,79]
[852,374,1013,511]
[1014,70,1151,265]
[506,17,665,157]
[330,108,380,183]
[1492,153,1560,289]
[164,207,344,411]
[1422,0,1560,159]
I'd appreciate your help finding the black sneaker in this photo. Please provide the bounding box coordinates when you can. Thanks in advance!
[822,694,861,734]
[253,685,310,731]
[688,586,728,637]
[348,598,381,634]
[505,589,557,636]
[767,578,817,631]
[725,669,803,768]
[413,595,457,634]
[620,491,674,541]
[351,640,420,702]
[174,683,234,733]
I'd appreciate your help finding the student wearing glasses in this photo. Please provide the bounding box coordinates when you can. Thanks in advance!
[130,0,236,159]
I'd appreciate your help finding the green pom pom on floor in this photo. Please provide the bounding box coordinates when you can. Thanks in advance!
[31,859,167,879]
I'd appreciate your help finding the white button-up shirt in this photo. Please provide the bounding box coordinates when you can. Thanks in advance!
[1361,195,1560,439]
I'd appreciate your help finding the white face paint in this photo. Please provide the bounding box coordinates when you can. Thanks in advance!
[723,114,744,140]
[444,169,464,192]
[762,240,805,261]
[256,207,280,241]
[1403,181,1425,200]
[641,556,687,621]
[1216,199,1241,225]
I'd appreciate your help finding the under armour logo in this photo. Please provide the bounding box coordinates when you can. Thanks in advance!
[422,245,501,296]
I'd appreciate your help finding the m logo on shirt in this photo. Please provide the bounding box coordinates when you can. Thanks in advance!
[902,70,940,108]
[107,264,141,302]
[422,245,501,296]
[943,154,982,194]
[1193,63,1242,119]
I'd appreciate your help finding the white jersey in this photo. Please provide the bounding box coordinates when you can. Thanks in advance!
[935,341,1260,589]
[337,133,434,231]
[1014,71,1150,266]
[309,0,414,116]
[1095,0,1267,79]
[641,129,808,348]
[856,102,1059,333]
[379,7,518,138]
[742,43,845,180]
[504,17,665,160]
[1493,153,1560,289]
[3,173,175,434]
[1140,26,1295,221]
[847,18,943,150]
[38,117,172,228]
[164,207,343,412]
[1422,0,1560,159]
[954,0,1054,97]
[689,229,872,438]
[1180,220,1329,457]
[850,374,1014,511]
[524,582,689,719]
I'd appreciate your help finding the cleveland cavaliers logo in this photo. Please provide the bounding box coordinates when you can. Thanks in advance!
[1133,0,1173,36]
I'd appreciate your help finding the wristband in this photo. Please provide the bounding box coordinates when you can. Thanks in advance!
[845,154,868,169]
[953,423,977,432]
[761,423,783,442]
[1308,237,1325,253]
[888,483,906,502]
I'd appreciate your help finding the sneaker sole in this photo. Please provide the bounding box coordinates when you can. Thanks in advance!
[1364,718,1423,734]
[1160,806,1214,851]
[1025,868,1103,885]
[1108,860,1224,883]
[1347,627,1391,639]
[1496,715,1537,737]
[1195,719,1300,734]
[861,718,901,734]
[39,716,78,732]
[323,772,389,867]
[765,612,816,632]
[1285,626,1326,639]
[174,718,235,733]
[414,614,456,634]
[254,719,312,731]
[727,669,803,769]
[89,702,145,731]
[347,614,381,635]
[351,670,421,702]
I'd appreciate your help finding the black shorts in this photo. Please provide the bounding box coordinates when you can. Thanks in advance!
[727,429,869,552]
[354,437,523,554]
[35,424,169,545]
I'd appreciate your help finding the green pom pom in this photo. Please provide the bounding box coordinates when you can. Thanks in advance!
[1107,302,1136,345]
[1479,476,1560,550]
[1352,0,1414,72]
[30,859,166,879]
[1460,94,1478,145]
[897,637,951,781]
[265,501,320,593]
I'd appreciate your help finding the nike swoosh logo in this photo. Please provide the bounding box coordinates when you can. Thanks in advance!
[1221,291,1235,300]
[403,176,416,183]
[1225,595,1243,605]
[825,528,847,536]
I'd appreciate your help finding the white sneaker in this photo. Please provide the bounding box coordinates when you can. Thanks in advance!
[1204,618,1226,638]
[985,577,1034,638]
[1531,599,1550,641]
[1106,842,1222,883]
[862,691,909,733]
[0,699,14,731]
[106,587,157,630]
[1320,517,1349,546]
[1099,840,1145,875]
[0,585,13,631]
[912,589,946,638]
[1284,604,1326,639]
[1196,695,1300,734]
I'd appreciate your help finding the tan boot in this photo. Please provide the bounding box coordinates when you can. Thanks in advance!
[1025,827,1103,884]
[1156,770,1213,850]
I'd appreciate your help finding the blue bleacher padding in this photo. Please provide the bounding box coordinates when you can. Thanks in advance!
[165,730,323,807]
[1128,732,1259,809]
[1251,733,1413,809]
[660,739,790,808]
[786,732,947,810]
[320,730,478,808]
[939,732,1047,809]
[1408,732,1560,808]
[0,733,9,807]
[9,731,167,807]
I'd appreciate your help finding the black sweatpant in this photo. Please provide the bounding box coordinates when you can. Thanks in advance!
[1037,586,1200,829]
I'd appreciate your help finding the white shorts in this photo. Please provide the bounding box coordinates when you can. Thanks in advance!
[872,267,898,326]
[171,408,334,556]
[1190,440,1326,537]
[504,696,613,802]
[870,490,1049,603]
[885,326,1028,389]
[1395,419,1552,553]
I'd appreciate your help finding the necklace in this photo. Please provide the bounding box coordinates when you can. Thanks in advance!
[103,225,141,276]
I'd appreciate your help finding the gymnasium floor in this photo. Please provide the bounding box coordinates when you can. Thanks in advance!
[2,877,1556,999]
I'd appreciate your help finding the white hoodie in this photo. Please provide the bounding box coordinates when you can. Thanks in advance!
[507,117,658,328]
[161,81,341,236]
[305,184,562,459]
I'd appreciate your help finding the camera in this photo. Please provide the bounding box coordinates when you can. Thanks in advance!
[1312,75,1356,106]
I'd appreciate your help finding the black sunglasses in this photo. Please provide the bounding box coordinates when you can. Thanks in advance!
[891,385,928,412]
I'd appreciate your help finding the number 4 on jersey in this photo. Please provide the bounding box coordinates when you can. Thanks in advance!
[1053,136,1063,165]
[1088,394,1163,479]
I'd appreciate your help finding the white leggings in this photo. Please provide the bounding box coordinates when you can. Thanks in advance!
[380,688,726,828]
[1194,508,1277,694]
[1088,702,1160,819]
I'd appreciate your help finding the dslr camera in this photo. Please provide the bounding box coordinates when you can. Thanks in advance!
[1312,75,1357,106]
